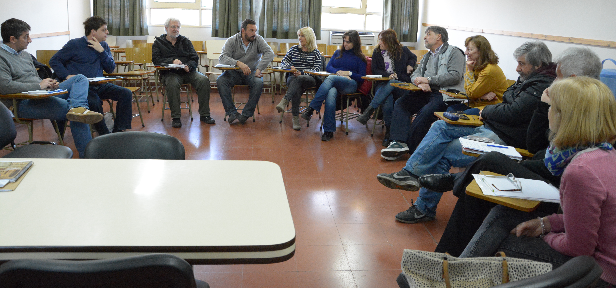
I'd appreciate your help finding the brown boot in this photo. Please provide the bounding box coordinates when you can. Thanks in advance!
[276,98,289,113]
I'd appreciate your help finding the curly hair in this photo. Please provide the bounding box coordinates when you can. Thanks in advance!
[375,29,403,60]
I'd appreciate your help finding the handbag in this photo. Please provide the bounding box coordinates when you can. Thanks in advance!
[400,250,552,288]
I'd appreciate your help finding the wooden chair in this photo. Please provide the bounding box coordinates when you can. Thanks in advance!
[410,50,429,65]
[317,43,327,54]
[361,45,375,57]
[35,50,58,67]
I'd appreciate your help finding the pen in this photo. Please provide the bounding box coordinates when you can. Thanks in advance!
[487,144,508,149]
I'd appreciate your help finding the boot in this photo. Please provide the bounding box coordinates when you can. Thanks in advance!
[292,116,301,130]
[276,98,289,113]
[301,106,314,121]
[356,105,375,125]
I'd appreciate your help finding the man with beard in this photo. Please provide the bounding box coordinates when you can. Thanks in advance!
[216,19,274,124]
[376,41,556,224]
[152,18,214,128]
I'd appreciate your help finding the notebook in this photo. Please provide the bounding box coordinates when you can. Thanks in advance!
[459,137,522,160]
[473,174,560,203]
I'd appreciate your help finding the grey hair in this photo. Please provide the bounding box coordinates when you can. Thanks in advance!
[425,26,448,43]
[513,41,552,67]
[556,47,602,80]
[164,18,181,28]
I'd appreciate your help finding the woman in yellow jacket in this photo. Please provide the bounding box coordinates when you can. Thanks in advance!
[452,35,509,111]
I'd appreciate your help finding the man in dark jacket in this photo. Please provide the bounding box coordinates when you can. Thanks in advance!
[376,41,556,224]
[152,18,213,128]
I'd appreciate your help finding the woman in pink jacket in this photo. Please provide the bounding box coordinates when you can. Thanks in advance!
[461,76,616,287]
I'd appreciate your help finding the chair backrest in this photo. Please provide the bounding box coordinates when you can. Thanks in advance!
[205,39,226,61]
[317,43,327,54]
[327,45,340,57]
[410,49,429,64]
[0,254,201,288]
[35,50,59,67]
[126,47,152,67]
[361,45,375,57]
[267,42,278,55]
[0,101,17,149]
[84,131,185,160]
[191,40,204,52]
[132,39,148,48]
[492,255,603,288]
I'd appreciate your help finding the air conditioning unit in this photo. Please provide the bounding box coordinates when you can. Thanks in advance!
[330,31,376,46]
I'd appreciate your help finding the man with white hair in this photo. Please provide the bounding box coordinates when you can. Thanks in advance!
[152,18,213,128]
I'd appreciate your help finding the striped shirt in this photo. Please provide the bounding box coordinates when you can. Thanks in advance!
[280,45,323,73]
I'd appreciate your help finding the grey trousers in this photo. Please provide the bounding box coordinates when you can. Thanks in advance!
[216,70,263,117]
[163,71,211,119]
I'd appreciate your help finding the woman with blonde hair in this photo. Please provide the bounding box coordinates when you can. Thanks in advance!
[356,29,417,146]
[451,35,509,111]
[461,77,616,287]
[275,26,323,130]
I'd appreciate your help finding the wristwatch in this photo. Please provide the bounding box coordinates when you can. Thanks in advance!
[426,76,432,83]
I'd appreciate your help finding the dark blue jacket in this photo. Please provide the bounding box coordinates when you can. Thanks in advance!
[50,36,115,80]
[326,49,367,86]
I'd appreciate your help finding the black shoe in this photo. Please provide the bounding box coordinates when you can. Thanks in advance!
[356,106,375,125]
[200,115,215,124]
[238,114,249,124]
[376,169,420,191]
[419,174,455,193]
[301,107,314,121]
[227,112,240,124]
[395,202,435,223]
[171,118,182,128]
[382,126,390,147]
[321,131,334,141]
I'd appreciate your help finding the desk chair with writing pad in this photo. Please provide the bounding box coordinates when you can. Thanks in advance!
[0,102,73,159]
[0,254,209,288]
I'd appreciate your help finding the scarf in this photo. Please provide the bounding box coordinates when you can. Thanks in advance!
[544,142,613,176]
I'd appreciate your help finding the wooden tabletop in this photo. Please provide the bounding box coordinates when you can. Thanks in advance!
[0,90,67,100]
[466,171,540,212]
[270,67,297,73]
[88,78,118,85]
[439,90,468,99]
[434,112,483,126]
[304,70,332,77]
[390,82,422,91]
[362,76,390,81]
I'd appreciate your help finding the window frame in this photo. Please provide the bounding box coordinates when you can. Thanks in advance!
[148,0,212,28]
[321,0,382,32]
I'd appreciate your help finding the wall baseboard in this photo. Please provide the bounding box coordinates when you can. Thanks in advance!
[31,31,70,39]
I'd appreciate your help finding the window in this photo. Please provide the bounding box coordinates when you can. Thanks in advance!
[321,0,383,32]
[148,0,213,27]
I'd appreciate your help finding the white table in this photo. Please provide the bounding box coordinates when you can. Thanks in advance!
[0,159,295,265]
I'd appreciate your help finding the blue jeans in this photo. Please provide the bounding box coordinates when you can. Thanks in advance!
[17,74,92,158]
[460,205,572,268]
[217,70,263,117]
[89,83,133,134]
[309,75,357,133]
[405,120,505,217]
[369,79,402,127]
[389,90,448,152]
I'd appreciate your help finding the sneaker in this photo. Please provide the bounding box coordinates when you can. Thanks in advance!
[292,116,301,130]
[301,107,314,121]
[395,202,435,223]
[200,115,215,124]
[321,131,334,141]
[356,105,375,125]
[238,114,249,124]
[276,98,289,113]
[381,141,409,160]
[171,118,182,128]
[66,107,103,124]
[227,112,240,124]
[376,169,420,191]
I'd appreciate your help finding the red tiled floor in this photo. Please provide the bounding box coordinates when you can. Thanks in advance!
[5,87,458,287]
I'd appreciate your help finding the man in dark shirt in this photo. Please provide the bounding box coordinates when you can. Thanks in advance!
[152,18,213,128]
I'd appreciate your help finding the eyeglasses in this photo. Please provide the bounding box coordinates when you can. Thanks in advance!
[168,25,180,29]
